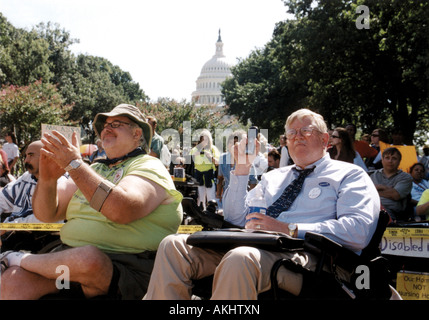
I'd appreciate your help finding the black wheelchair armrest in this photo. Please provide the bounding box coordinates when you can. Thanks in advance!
[304,232,361,274]
[181,197,241,230]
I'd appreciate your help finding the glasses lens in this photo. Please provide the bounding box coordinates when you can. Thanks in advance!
[104,120,122,129]
[286,127,316,138]
[301,127,314,136]
[286,129,297,139]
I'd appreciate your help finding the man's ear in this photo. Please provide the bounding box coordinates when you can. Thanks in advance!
[134,128,143,141]
[321,132,330,147]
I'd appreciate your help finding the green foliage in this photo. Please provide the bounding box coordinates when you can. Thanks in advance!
[62,54,147,124]
[0,80,72,143]
[0,25,53,85]
[0,12,236,152]
[138,98,242,151]
[0,13,148,137]
[223,0,429,145]
[222,46,293,140]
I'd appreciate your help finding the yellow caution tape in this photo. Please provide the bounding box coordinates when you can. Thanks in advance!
[2,223,426,238]
[0,223,64,231]
[177,225,203,234]
[384,227,429,238]
[0,222,203,234]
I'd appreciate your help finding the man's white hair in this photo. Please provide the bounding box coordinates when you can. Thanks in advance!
[285,108,328,133]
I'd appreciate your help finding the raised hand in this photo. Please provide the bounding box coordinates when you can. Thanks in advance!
[232,134,261,175]
[40,131,82,177]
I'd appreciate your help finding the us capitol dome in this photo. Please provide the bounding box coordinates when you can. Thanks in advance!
[192,30,233,106]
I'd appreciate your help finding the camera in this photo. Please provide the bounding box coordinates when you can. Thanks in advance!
[246,126,259,154]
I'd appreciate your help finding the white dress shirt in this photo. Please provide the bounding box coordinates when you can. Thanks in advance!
[223,154,380,253]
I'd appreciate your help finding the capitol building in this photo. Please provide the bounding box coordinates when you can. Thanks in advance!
[192,30,233,106]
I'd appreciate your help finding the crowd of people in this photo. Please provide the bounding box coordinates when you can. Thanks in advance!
[146,121,429,223]
[0,105,427,300]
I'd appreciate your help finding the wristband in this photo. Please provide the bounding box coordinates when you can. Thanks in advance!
[90,180,115,212]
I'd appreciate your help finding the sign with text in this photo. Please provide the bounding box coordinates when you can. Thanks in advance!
[381,228,429,258]
[41,124,81,146]
[396,271,429,300]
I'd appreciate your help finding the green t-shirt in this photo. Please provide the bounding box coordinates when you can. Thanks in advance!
[60,154,183,253]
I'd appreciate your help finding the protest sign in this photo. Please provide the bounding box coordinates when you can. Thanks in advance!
[41,124,82,145]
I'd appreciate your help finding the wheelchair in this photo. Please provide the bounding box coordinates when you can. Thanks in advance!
[181,197,398,300]
[181,197,239,230]
[267,209,394,300]
[2,198,398,300]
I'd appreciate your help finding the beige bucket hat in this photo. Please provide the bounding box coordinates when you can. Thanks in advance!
[93,104,153,152]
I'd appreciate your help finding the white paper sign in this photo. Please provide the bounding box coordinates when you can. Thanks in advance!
[41,124,82,146]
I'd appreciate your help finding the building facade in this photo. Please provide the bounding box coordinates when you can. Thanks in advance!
[192,30,233,106]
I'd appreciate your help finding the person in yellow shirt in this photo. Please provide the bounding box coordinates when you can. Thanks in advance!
[0,104,183,300]
[190,129,220,210]
[416,189,429,221]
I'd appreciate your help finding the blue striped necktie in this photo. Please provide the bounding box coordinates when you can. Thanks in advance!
[266,166,315,218]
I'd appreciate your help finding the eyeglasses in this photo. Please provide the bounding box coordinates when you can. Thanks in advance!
[371,134,379,137]
[286,126,320,139]
[331,135,340,139]
[103,120,132,129]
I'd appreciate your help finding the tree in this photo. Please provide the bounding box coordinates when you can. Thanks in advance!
[138,98,242,153]
[286,0,429,144]
[222,0,429,145]
[33,22,79,87]
[0,16,53,86]
[222,47,290,140]
[0,14,149,136]
[61,54,149,127]
[0,80,72,144]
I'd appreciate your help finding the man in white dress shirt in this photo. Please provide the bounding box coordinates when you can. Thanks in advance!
[144,108,380,300]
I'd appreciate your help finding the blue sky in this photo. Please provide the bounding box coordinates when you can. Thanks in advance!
[0,0,292,101]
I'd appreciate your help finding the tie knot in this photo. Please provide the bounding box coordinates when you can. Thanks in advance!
[293,166,315,178]
[265,165,316,218]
